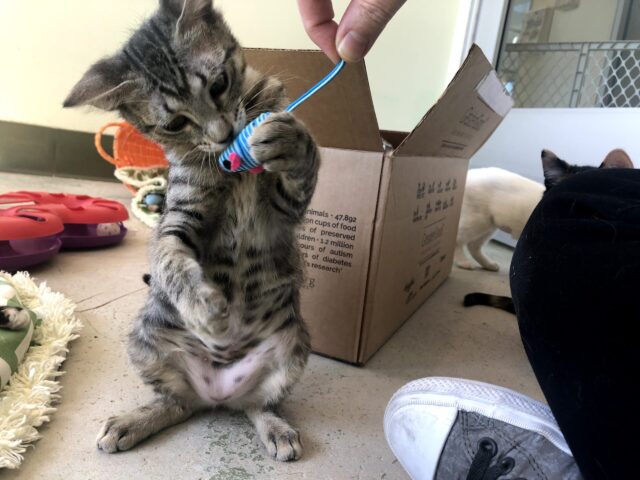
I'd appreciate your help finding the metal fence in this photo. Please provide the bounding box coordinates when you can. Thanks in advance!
[498,41,640,108]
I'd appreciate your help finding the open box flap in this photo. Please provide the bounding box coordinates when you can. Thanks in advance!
[393,45,514,159]
[244,49,383,152]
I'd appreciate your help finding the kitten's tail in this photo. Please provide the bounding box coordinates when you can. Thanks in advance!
[463,293,515,315]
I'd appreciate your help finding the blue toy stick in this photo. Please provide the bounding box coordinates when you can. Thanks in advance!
[219,60,346,173]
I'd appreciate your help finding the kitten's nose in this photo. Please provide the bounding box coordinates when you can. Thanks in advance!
[221,130,234,145]
[206,121,234,145]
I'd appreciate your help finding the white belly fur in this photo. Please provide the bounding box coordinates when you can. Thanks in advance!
[180,337,277,404]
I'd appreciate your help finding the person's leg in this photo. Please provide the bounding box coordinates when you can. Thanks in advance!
[511,168,640,479]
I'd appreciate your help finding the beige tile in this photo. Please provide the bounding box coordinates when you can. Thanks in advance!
[0,173,538,480]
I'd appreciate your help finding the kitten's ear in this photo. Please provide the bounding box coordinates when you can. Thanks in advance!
[541,149,571,189]
[63,56,137,111]
[160,0,213,34]
[601,149,634,169]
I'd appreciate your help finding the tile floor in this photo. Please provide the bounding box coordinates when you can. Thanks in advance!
[0,173,540,480]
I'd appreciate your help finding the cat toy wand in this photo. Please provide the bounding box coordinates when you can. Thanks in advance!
[218,59,346,174]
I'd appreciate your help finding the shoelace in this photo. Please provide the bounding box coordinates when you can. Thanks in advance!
[466,438,527,480]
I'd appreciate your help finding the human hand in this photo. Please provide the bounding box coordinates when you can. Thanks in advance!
[297,0,406,63]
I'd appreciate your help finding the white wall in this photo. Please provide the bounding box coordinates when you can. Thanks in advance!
[0,0,462,134]
[548,0,619,42]
[472,106,640,249]
[471,108,640,182]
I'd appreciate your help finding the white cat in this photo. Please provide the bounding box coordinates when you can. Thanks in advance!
[456,149,634,272]
[455,167,544,272]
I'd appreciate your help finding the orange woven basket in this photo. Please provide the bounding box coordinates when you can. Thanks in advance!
[95,122,169,194]
[95,121,169,169]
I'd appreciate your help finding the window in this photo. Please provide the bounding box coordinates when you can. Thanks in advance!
[496,0,640,107]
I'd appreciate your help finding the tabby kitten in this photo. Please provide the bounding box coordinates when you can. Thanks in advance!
[65,0,318,461]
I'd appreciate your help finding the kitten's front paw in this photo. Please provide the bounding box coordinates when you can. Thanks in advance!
[179,282,228,334]
[249,112,315,173]
[191,283,229,320]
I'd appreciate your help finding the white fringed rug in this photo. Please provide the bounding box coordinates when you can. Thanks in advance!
[0,272,82,469]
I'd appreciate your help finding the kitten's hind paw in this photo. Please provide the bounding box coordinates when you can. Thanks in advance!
[248,408,303,462]
[97,415,146,453]
[265,427,303,462]
[97,401,193,454]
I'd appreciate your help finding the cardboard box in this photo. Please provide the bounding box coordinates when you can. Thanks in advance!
[245,46,513,364]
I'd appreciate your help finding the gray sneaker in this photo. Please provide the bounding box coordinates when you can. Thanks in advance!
[384,378,583,479]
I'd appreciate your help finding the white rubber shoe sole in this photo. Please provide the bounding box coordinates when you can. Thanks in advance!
[384,377,571,480]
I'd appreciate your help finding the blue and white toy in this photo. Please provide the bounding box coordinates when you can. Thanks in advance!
[219,60,346,174]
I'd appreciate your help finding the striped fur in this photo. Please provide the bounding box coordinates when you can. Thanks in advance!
[65,0,317,462]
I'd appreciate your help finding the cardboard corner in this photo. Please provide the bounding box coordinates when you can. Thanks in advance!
[393,45,513,159]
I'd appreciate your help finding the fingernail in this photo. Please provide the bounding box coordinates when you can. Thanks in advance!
[337,31,368,62]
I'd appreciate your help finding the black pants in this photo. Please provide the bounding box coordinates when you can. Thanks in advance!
[511,169,640,479]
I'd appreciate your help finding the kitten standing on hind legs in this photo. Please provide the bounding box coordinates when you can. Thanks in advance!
[65,0,317,462]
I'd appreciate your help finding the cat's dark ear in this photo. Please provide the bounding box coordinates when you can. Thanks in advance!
[541,149,571,190]
[601,149,634,169]
[160,0,214,34]
[63,56,137,111]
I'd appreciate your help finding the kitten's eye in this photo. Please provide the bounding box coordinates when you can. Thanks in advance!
[164,115,190,133]
[209,72,229,99]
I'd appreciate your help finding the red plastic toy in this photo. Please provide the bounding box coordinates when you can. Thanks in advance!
[0,192,129,271]
[0,208,64,271]
[0,191,128,248]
